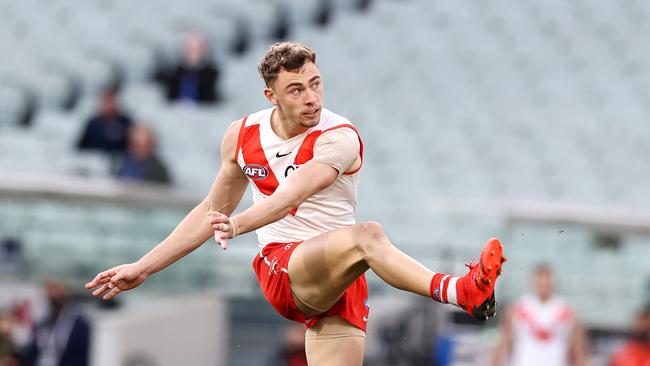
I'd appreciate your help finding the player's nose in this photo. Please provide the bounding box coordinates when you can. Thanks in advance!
[304,88,319,105]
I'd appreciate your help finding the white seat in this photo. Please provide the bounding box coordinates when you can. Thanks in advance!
[275,0,324,27]
[0,85,28,127]
[65,152,112,177]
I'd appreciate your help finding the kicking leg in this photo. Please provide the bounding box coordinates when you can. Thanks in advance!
[288,221,506,319]
[287,222,435,316]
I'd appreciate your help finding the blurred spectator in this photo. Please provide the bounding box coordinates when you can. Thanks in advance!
[0,311,19,366]
[162,32,221,104]
[267,323,307,366]
[10,299,33,355]
[610,305,650,366]
[77,89,132,154]
[114,123,171,184]
[0,237,25,276]
[492,264,588,366]
[20,281,90,366]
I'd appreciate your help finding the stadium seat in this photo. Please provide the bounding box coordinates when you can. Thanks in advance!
[0,85,28,127]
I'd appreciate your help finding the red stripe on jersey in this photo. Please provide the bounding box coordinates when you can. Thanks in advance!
[293,130,323,165]
[240,124,280,196]
[442,276,451,304]
[234,116,249,161]
[557,307,573,323]
[293,124,364,175]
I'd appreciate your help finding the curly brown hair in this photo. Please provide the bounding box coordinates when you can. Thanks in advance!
[258,42,317,87]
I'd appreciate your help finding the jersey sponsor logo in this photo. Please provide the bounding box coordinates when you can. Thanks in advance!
[284,164,299,177]
[243,164,268,180]
[363,316,368,322]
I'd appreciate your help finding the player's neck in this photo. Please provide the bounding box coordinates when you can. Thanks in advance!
[271,108,309,140]
[536,294,552,303]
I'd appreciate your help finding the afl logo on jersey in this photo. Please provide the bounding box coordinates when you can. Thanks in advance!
[243,164,268,180]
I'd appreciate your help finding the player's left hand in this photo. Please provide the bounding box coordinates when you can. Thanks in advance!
[85,263,148,300]
[208,211,232,250]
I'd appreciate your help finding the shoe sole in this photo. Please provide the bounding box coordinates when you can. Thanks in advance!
[472,293,497,320]
[471,238,506,321]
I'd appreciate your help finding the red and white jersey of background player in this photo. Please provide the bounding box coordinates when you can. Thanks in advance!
[510,294,576,366]
[234,107,363,246]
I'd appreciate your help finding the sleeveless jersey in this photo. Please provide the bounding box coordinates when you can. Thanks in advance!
[234,107,363,246]
[510,295,575,366]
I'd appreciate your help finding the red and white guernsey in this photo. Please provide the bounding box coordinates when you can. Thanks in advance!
[234,107,363,246]
[510,295,575,366]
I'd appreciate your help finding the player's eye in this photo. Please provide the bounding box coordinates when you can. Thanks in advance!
[311,81,320,89]
[290,89,301,95]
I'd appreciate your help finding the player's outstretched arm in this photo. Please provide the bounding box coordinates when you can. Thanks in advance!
[210,128,361,246]
[85,119,249,300]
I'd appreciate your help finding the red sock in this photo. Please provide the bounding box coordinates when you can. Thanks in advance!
[429,273,459,305]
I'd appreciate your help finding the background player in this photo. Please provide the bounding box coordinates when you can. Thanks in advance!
[85,42,507,365]
[491,264,588,366]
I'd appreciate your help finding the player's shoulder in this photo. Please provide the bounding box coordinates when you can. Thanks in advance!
[318,107,353,126]
[513,294,536,310]
[242,107,274,127]
[221,108,274,158]
[549,296,574,314]
[223,118,243,141]
[225,107,273,137]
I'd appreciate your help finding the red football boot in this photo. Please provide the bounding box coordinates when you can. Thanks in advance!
[456,238,507,320]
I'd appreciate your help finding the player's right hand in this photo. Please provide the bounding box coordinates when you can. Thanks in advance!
[208,211,232,250]
[84,263,148,300]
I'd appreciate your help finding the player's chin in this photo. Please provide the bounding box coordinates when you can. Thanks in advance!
[300,113,321,127]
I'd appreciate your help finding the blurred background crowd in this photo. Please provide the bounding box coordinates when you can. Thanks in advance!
[1,0,649,365]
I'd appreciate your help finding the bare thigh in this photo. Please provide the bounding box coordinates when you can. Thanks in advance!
[287,225,368,317]
[304,316,366,366]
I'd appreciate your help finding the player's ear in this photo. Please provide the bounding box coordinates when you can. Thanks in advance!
[264,87,278,105]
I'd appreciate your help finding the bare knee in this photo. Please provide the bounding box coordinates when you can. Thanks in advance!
[351,221,389,256]
[352,221,385,243]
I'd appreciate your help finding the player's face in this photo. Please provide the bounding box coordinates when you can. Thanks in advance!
[533,270,554,301]
[267,61,323,128]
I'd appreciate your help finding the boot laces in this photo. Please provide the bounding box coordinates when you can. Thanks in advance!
[465,259,477,271]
